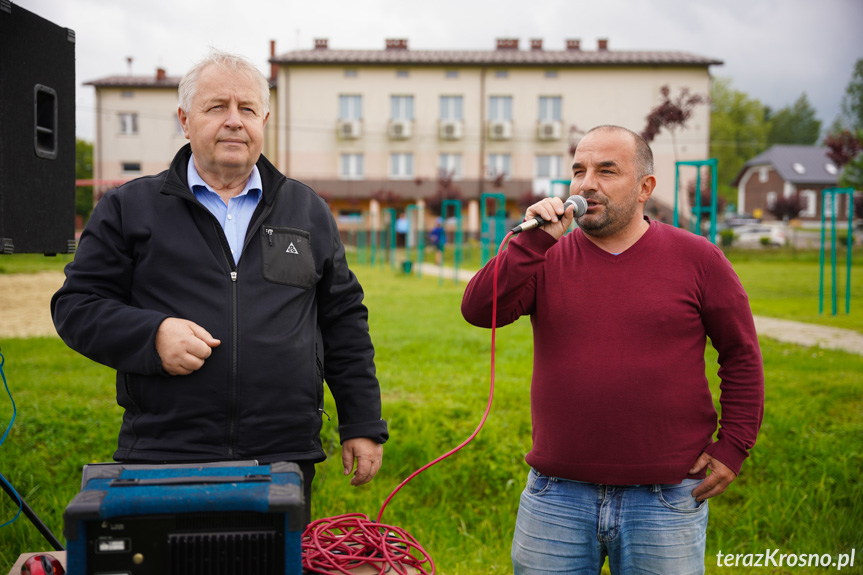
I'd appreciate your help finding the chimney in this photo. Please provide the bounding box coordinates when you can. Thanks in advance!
[270,39,277,81]
[385,38,408,50]
[598,38,609,51]
[566,39,581,51]
[496,38,519,51]
[314,38,328,50]
[155,67,166,81]
[530,39,543,51]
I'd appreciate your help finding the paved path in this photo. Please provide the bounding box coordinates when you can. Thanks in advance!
[419,262,863,356]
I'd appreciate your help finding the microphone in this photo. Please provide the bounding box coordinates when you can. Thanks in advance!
[510,195,588,234]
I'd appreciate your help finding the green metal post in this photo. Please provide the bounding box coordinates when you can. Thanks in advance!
[383,208,396,270]
[480,192,506,265]
[819,188,854,315]
[441,199,463,285]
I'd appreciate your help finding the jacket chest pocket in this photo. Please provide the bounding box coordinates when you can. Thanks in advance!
[261,226,316,289]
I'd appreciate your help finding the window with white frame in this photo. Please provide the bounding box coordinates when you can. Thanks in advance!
[340,154,364,180]
[339,95,362,120]
[800,189,816,218]
[440,96,463,121]
[538,96,562,122]
[759,167,769,183]
[766,191,777,209]
[487,154,511,179]
[488,96,512,121]
[536,155,564,179]
[118,113,138,135]
[390,153,414,179]
[391,95,414,121]
[439,154,463,180]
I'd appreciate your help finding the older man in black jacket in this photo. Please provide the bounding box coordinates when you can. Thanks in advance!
[52,50,387,525]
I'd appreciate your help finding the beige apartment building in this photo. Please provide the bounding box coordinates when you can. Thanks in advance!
[86,38,720,230]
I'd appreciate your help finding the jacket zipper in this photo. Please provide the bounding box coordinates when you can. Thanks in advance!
[227,269,238,457]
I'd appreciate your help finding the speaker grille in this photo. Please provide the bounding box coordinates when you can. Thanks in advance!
[169,531,281,574]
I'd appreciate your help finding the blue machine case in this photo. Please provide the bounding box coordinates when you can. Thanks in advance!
[63,460,303,575]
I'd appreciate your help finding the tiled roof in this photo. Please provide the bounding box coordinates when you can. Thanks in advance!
[84,75,182,88]
[736,145,840,186]
[271,48,722,67]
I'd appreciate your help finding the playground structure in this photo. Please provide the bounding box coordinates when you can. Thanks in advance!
[347,195,515,282]
[819,187,855,315]
[674,159,719,245]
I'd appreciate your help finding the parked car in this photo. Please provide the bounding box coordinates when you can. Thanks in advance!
[732,224,786,247]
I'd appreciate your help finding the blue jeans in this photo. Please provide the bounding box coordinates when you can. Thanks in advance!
[512,468,708,575]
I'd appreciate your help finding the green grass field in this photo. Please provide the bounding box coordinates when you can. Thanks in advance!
[1,249,862,573]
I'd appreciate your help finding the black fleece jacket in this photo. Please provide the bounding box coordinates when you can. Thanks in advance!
[52,144,388,463]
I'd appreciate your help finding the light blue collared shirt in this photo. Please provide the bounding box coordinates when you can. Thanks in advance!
[188,155,262,265]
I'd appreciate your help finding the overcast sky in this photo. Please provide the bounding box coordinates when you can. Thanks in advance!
[14,0,863,142]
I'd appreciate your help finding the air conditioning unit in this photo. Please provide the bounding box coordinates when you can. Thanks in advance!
[440,121,463,140]
[388,120,412,140]
[337,120,361,139]
[488,121,512,140]
[538,121,561,141]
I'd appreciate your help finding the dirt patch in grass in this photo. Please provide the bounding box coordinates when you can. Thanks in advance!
[0,272,65,338]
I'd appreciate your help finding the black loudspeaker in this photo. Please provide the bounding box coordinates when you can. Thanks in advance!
[0,1,76,254]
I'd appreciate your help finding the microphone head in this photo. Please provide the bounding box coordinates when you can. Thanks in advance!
[565,195,588,217]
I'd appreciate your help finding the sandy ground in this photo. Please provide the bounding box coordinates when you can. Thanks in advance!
[0,271,65,338]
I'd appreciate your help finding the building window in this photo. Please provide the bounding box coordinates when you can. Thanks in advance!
[396,69,409,78]
[544,70,558,78]
[538,96,562,122]
[121,90,134,98]
[344,69,358,78]
[494,69,509,78]
[390,153,414,179]
[340,154,364,180]
[487,154,511,179]
[440,96,463,121]
[121,162,141,173]
[445,70,459,79]
[488,96,512,121]
[391,95,414,121]
[536,155,564,178]
[439,154,463,180]
[339,95,362,120]
[800,190,816,218]
[766,191,777,209]
[758,167,769,183]
[118,113,138,135]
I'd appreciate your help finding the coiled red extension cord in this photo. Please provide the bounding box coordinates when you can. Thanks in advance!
[301,232,513,574]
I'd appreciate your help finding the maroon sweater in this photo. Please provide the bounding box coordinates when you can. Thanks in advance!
[461,220,764,485]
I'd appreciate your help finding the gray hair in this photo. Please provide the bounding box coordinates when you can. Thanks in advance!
[586,125,655,180]
[178,49,270,115]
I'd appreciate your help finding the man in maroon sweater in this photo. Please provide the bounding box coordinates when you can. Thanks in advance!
[461,125,764,574]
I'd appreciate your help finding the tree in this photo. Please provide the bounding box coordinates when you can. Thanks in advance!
[767,93,821,145]
[839,58,863,132]
[75,138,94,226]
[641,85,707,160]
[826,58,863,192]
[709,78,771,206]
[768,194,803,222]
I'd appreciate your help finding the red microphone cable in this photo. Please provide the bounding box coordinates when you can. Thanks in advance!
[301,232,515,575]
